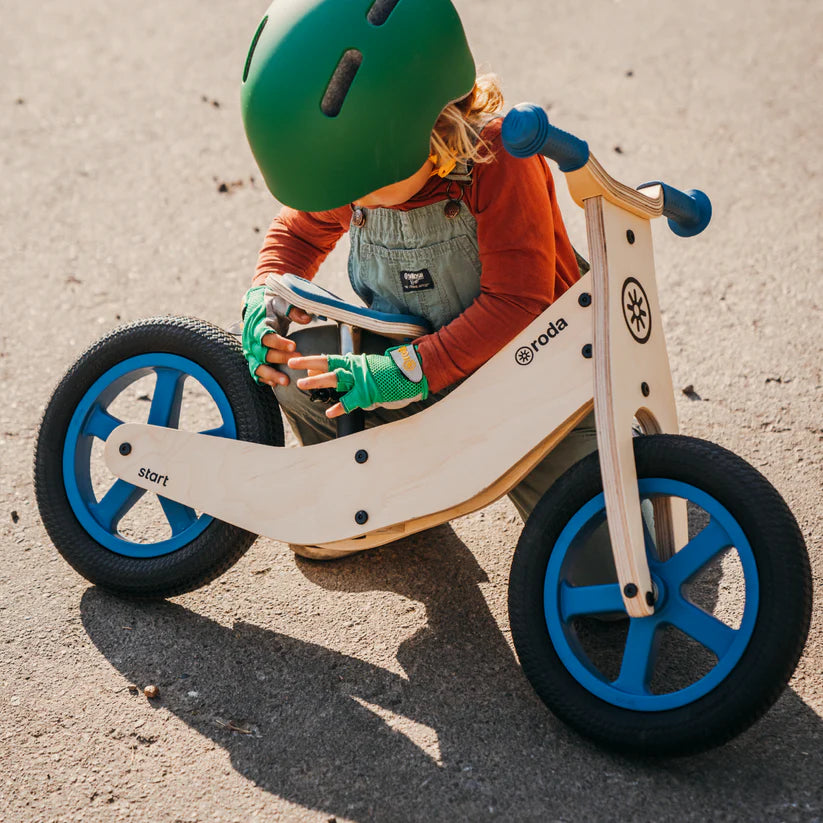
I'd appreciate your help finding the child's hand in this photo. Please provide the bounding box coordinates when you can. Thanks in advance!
[289,345,429,418]
[241,285,312,386]
[289,355,346,416]
[254,332,304,388]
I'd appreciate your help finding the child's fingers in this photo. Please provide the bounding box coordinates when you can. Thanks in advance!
[288,307,313,325]
[288,354,329,371]
[265,347,301,365]
[296,372,337,391]
[326,402,346,419]
[254,363,289,387]
[261,333,297,352]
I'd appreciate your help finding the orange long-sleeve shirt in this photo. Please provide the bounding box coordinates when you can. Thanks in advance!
[253,119,580,393]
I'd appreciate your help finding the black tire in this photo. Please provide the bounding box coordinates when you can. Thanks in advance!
[34,316,283,598]
[508,434,812,756]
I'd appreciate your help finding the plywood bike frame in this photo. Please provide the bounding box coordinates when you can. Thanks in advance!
[105,156,686,618]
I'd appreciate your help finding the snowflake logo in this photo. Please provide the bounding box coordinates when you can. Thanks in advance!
[515,346,534,366]
[626,289,647,331]
[621,277,652,344]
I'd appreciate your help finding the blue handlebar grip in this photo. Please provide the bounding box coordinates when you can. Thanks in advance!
[638,181,712,237]
[502,103,590,172]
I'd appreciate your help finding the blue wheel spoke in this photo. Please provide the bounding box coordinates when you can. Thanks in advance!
[545,478,759,711]
[147,368,186,428]
[560,582,625,620]
[83,405,124,441]
[91,480,145,532]
[612,617,660,695]
[667,598,736,658]
[64,353,238,558]
[199,424,230,438]
[663,518,730,585]
[158,496,198,536]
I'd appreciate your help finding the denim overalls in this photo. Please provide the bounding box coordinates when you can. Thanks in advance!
[348,168,481,331]
[274,164,598,523]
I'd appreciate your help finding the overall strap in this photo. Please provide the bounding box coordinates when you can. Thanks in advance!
[442,113,504,186]
[444,161,474,185]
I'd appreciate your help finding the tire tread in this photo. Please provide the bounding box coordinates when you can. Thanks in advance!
[508,434,812,756]
[34,316,284,598]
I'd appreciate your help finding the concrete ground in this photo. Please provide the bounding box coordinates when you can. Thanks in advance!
[1,0,821,820]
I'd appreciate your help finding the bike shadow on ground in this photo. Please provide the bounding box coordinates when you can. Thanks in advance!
[81,525,823,822]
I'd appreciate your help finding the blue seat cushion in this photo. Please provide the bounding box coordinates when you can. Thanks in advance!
[281,274,432,333]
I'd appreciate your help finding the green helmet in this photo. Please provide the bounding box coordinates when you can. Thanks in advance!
[241,0,476,211]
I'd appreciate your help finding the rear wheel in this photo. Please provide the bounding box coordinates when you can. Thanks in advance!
[34,316,283,597]
[508,435,812,755]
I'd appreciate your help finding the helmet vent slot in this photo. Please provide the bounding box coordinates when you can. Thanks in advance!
[321,49,363,118]
[243,15,268,83]
[367,0,401,26]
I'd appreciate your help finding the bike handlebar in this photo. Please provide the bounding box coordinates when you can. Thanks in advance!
[501,103,590,172]
[501,103,712,237]
[636,181,712,238]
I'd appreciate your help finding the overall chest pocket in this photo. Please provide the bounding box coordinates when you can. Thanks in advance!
[354,234,481,331]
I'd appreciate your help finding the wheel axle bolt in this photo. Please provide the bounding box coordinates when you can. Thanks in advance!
[623,583,638,598]
[582,344,593,359]
[355,510,369,526]
[645,590,655,606]
[578,292,592,308]
[119,443,132,456]
[355,450,368,464]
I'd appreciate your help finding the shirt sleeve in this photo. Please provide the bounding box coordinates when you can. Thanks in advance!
[253,206,351,286]
[416,121,578,393]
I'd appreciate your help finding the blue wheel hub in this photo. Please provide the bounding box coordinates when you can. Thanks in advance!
[63,354,237,558]
[544,479,759,711]
[649,572,667,610]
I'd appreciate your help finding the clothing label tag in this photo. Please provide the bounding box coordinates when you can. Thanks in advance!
[390,345,424,384]
[399,268,434,293]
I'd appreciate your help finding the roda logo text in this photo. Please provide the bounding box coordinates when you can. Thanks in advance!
[515,319,569,366]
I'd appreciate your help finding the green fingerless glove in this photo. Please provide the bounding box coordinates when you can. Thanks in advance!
[327,344,429,413]
[241,285,292,382]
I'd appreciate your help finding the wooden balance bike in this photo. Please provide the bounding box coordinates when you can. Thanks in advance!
[34,104,812,755]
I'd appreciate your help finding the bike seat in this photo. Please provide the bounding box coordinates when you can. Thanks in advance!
[266,273,431,340]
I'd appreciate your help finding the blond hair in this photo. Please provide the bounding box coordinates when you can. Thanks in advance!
[429,74,504,175]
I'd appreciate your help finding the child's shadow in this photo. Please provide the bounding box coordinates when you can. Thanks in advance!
[80,525,823,822]
[81,526,553,820]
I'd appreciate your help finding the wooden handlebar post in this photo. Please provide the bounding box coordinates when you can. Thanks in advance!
[583,185,688,618]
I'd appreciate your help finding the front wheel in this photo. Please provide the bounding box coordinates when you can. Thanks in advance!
[34,316,284,598]
[508,435,811,755]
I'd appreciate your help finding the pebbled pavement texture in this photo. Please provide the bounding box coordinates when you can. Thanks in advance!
[1,0,821,820]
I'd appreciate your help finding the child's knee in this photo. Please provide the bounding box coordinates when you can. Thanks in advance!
[272,368,307,414]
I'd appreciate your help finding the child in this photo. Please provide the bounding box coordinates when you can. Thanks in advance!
[240,0,596,526]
